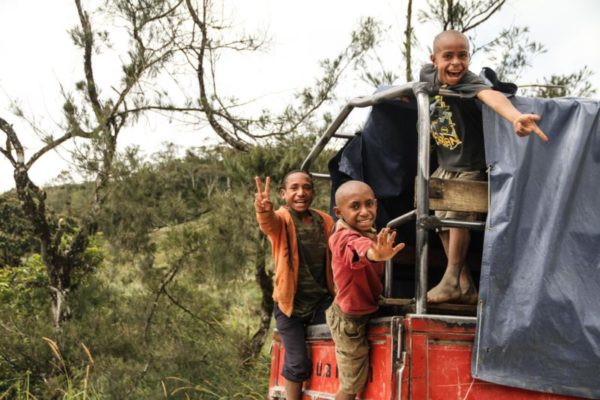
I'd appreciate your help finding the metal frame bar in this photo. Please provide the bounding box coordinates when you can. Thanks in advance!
[300,82,475,316]
[384,210,417,297]
[413,83,432,315]
[301,83,419,172]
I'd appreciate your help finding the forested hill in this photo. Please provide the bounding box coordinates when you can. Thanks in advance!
[0,138,335,399]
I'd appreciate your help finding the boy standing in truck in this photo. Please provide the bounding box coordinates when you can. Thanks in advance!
[421,30,548,304]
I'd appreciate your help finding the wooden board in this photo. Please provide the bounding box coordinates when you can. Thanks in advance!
[428,177,488,213]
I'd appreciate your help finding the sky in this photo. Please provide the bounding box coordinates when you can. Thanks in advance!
[1,0,599,193]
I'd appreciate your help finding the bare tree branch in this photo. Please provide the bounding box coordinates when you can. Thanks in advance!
[185,0,250,151]
[462,0,506,32]
[0,117,24,165]
[25,130,92,169]
[75,0,103,119]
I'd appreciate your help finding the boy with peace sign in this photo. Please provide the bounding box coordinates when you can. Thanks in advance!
[255,171,335,400]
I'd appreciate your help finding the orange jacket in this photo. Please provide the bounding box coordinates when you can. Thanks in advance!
[256,206,335,317]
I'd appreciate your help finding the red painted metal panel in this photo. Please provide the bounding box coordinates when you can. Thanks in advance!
[404,315,584,400]
[268,315,585,399]
[268,338,282,390]
[269,318,399,399]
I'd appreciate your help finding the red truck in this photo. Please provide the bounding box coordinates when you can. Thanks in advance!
[267,83,595,400]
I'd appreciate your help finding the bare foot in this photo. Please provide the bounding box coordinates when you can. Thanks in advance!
[427,280,461,303]
[459,285,478,304]
[459,268,478,305]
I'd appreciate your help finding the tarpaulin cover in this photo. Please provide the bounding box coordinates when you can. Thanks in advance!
[472,96,600,399]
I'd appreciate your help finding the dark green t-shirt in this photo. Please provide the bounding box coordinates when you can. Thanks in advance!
[289,209,329,318]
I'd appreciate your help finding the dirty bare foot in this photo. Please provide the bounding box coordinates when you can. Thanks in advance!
[427,278,461,304]
[459,285,478,304]
[459,267,478,305]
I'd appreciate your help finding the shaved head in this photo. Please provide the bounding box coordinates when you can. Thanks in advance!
[334,180,377,231]
[433,30,469,53]
[335,180,374,205]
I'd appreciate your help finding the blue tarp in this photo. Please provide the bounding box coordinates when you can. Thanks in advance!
[473,96,600,399]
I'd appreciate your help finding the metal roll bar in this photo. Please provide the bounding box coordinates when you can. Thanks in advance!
[301,82,469,315]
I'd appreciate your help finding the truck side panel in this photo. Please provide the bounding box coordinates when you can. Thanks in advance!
[269,318,399,399]
[268,315,584,399]
[405,315,583,400]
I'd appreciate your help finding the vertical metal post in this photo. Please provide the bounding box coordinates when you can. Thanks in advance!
[413,84,432,315]
[384,258,393,298]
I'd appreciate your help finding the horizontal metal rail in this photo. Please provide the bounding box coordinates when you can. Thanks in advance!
[387,209,417,229]
[301,83,424,173]
[333,133,357,139]
[438,219,486,230]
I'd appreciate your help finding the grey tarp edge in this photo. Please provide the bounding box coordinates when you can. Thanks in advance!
[472,96,600,399]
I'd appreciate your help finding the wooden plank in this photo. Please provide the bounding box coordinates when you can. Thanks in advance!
[379,297,477,316]
[428,177,488,213]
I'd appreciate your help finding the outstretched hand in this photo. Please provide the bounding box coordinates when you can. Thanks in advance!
[367,227,406,262]
[513,114,549,142]
[254,176,273,213]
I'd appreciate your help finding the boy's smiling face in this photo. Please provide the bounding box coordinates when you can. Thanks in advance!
[334,181,377,232]
[431,32,470,86]
[280,172,314,214]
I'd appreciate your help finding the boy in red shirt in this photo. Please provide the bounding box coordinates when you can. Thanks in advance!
[326,180,405,400]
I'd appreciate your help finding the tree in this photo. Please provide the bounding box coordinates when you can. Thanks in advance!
[523,67,597,98]
[0,193,37,267]
[0,0,179,327]
[478,26,546,82]
[141,0,381,362]
[403,0,415,82]
[115,0,381,151]
[419,0,507,32]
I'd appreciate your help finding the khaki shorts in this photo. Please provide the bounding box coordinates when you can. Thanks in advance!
[431,167,486,224]
[325,303,371,394]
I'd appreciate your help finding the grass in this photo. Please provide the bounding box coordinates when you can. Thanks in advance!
[0,339,101,400]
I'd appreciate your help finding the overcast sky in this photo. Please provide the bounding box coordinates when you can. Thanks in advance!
[1,0,599,193]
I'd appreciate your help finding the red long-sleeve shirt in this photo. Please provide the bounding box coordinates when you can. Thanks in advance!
[329,226,384,315]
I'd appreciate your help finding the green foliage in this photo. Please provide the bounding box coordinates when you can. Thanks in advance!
[482,26,546,81]
[418,0,507,32]
[77,144,225,258]
[0,243,269,399]
[0,193,37,267]
[44,182,93,222]
[0,136,334,398]
[524,66,597,98]
[0,254,48,312]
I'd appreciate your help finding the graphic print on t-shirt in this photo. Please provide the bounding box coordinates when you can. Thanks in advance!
[431,95,462,150]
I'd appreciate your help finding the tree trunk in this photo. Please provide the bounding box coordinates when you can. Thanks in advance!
[404,0,413,82]
[14,166,79,328]
[242,229,274,365]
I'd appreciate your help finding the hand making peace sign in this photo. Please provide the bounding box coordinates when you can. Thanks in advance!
[254,176,273,213]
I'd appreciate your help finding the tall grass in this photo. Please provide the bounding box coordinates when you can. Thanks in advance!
[0,339,100,400]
